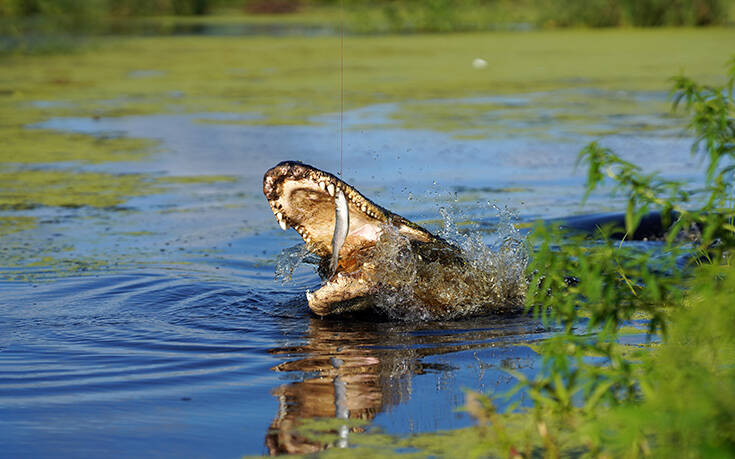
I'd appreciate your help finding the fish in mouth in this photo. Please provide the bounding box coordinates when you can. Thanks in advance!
[263,161,527,318]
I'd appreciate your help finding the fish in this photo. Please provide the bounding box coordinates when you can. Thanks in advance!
[329,188,350,278]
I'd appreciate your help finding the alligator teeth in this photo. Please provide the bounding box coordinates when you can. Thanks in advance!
[275,211,288,231]
[319,182,326,191]
[361,204,367,212]
[327,183,335,197]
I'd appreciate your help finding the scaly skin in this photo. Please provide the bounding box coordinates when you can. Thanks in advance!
[263,161,449,316]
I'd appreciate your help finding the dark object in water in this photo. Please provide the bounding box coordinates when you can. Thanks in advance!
[553,211,676,240]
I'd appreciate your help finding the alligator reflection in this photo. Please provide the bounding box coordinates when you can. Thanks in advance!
[265,315,543,455]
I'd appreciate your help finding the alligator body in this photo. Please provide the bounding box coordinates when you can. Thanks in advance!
[263,161,527,319]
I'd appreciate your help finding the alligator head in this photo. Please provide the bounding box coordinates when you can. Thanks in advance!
[263,161,527,318]
[264,161,442,316]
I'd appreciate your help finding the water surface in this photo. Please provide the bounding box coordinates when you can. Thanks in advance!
[0,89,698,456]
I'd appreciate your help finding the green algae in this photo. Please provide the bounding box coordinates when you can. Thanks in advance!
[2,28,733,263]
[157,175,237,184]
[275,413,546,458]
[452,133,488,140]
[119,230,157,236]
[0,168,157,210]
[2,29,733,126]
[0,167,237,211]
[0,128,155,164]
[1,254,140,281]
[0,215,36,236]
[390,91,679,137]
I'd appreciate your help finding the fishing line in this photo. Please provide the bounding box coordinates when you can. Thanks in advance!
[339,0,344,177]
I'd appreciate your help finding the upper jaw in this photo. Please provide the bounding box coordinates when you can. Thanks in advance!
[263,161,391,257]
[263,161,435,249]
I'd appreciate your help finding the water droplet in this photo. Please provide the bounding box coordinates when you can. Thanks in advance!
[275,243,316,283]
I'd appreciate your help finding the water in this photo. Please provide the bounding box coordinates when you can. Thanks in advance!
[0,89,700,456]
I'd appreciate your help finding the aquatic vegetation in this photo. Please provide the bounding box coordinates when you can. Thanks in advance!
[0,128,155,164]
[2,29,727,227]
[0,169,158,210]
[2,24,734,456]
[2,29,732,124]
[0,168,234,211]
[388,90,678,139]
[157,174,237,184]
[263,57,735,459]
[462,57,735,457]
[0,30,730,231]
[0,215,36,236]
[1,28,733,450]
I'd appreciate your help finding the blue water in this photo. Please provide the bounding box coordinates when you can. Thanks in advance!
[0,89,699,456]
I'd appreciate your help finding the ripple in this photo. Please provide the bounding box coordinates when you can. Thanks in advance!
[0,270,307,407]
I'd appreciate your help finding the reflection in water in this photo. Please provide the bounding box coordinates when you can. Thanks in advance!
[265,315,545,454]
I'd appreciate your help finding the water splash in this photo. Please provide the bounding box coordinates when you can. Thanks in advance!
[370,204,528,321]
[274,243,318,283]
[274,205,528,320]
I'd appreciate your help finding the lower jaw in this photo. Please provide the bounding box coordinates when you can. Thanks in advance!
[306,272,375,316]
[308,295,375,317]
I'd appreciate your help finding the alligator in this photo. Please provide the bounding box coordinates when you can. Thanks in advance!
[263,161,528,319]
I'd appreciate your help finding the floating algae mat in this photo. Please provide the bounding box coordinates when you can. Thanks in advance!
[0,28,732,456]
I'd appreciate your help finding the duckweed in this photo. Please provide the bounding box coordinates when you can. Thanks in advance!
[1,28,732,253]
[0,169,157,210]
[0,128,155,164]
[0,215,36,236]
